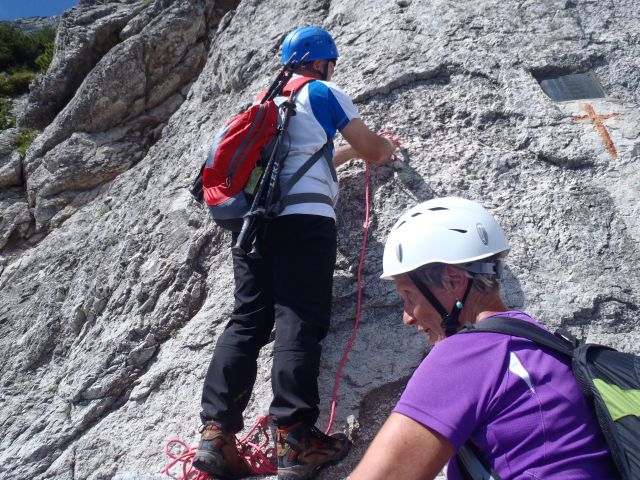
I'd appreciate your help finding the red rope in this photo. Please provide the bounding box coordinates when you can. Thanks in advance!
[378,130,401,161]
[162,417,276,479]
[325,161,371,434]
[161,438,209,480]
[236,416,277,474]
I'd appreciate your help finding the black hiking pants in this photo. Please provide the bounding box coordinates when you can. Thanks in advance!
[200,214,337,432]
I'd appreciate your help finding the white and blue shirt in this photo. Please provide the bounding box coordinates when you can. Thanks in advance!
[274,75,360,219]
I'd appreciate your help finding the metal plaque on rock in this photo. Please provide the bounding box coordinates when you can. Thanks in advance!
[538,73,606,101]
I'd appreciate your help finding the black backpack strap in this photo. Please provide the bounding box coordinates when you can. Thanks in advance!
[189,161,206,204]
[279,193,333,207]
[457,317,577,479]
[280,143,331,194]
[461,316,574,358]
[269,142,334,213]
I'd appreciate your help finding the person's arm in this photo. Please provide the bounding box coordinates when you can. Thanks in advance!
[332,144,358,168]
[337,118,397,166]
[349,413,454,480]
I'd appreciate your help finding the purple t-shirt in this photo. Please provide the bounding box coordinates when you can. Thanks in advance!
[394,311,618,479]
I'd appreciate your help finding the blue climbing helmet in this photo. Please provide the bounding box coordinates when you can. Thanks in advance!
[281,26,339,64]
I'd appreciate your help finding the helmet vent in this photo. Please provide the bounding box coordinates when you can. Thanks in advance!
[410,212,422,217]
[476,223,489,245]
[428,207,448,211]
[449,229,467,234]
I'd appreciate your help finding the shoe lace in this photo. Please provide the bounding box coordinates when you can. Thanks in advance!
[309,425,328,440]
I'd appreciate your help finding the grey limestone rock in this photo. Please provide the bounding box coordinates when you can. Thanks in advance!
[5,16,59,34]
[0,129,22,188]
[0,129,31,250]
[0,0,639,479]
[20,0,232,232]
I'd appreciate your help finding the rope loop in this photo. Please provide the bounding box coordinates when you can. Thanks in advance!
[378,130,402,161]
[161,417,276,479]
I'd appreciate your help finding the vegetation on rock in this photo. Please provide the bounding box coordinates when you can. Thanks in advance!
[0,23,56,130]
[0,23,56,74]
[13,127,39,153]
[0,96,14,129]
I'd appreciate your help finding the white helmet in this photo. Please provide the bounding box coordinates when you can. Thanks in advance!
[381,197,510,280]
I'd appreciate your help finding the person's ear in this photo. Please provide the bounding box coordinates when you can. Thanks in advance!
[442,265,469,297]
[312,59,326,72]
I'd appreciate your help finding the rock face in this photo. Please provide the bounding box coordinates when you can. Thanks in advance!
[0,0,639,478]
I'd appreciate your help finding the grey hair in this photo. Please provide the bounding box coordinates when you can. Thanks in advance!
[413,254,505,294]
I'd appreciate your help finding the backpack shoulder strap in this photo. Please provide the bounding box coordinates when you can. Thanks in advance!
[461,316,575,358]
[457,443,503,480]
[283,76,316,96]
[254,75,316,104]
[267,142,334,215]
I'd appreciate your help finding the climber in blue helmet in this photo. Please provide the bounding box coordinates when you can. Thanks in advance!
[193,25,401,480]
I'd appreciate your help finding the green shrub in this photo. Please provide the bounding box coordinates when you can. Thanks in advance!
[0,69,37,96]
[0,96,15,130]
[0,24,55,72]
[14,127,39,154]
[35,42,54,72]
[98,204,112,217]
[31,27,56,72]
[0,24,56,98]
[0,23,35,70]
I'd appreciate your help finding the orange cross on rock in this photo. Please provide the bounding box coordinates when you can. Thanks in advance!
[573,103,621,159]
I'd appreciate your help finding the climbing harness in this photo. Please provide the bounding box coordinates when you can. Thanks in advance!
[163,134,400,479]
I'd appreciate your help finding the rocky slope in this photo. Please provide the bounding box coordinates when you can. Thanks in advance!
[0,0,639,478]
[3,16,59,34]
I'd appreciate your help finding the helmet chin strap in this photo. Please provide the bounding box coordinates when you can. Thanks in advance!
[407,271,473,337]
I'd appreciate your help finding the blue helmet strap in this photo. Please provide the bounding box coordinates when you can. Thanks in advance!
[407,271,473,337]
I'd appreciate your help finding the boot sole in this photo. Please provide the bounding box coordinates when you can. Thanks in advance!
[193,450,252,480]
[277,439,351,480]
[192,450,229,478]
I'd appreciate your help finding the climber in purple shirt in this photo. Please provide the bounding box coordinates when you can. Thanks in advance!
[349,197,618,480]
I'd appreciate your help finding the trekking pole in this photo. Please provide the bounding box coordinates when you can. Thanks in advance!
[231,112,284,257]
[231,55,307,257]
[261,90,297,213]
[231,89,298,257]
[261,51,308,104]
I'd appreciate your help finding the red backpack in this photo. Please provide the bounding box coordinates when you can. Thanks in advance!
[192,76,318,230]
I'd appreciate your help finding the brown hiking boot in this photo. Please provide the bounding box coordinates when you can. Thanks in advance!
[192,423,252,479]
[276,423,351,480]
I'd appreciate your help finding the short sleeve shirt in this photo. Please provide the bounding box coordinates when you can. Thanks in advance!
[275,76,360,219]
[394,311,618,479]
